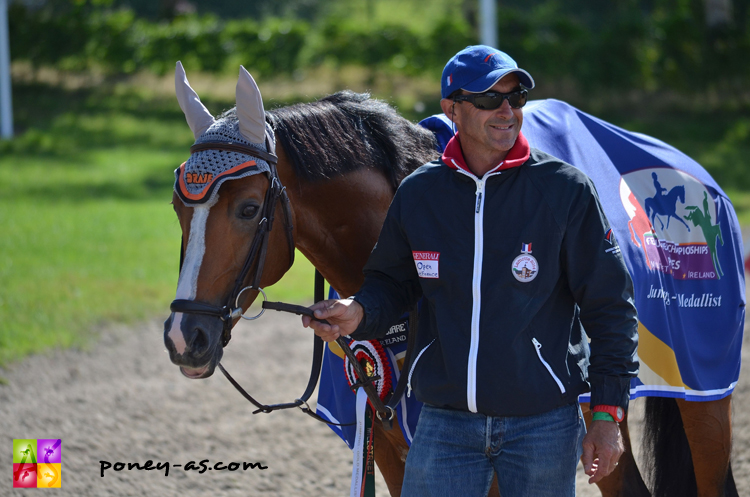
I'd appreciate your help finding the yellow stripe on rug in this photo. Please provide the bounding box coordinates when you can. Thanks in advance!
[637,321,689,389]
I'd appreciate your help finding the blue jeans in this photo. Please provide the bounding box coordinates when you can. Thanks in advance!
[401,403,586,497]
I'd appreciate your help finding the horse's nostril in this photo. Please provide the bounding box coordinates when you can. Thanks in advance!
[190,326,210,356]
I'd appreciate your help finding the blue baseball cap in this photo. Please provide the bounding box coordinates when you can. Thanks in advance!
[441,45,535,99]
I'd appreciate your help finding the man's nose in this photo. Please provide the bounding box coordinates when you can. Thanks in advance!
[495,98,514,117]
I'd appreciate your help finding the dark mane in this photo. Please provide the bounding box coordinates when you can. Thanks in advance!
[266,91,439,190]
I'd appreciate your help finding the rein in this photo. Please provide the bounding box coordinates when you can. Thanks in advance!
[169,136,418,431]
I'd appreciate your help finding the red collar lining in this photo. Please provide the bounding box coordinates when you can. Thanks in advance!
[442,131,530,176]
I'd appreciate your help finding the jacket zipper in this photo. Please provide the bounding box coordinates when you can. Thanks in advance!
[466,177,484,412]
[406,339,435,398]
[454,163,502,413]
[532,337,566,394]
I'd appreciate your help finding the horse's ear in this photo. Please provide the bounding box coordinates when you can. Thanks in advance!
[175,61,215,140]
[236,66,266,144]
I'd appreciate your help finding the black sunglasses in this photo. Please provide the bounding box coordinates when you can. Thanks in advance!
[453,89,528,110]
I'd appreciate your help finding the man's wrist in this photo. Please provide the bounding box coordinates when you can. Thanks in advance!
[346,297,367,338]
[592,412,616,422]
[592,404,625,422]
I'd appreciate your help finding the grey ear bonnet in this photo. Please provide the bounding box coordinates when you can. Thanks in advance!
[174,117,275,205]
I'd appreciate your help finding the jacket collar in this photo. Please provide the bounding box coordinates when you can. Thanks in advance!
[442,131,530,176]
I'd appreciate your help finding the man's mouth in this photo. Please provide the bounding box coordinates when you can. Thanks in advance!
[490,123,513,130]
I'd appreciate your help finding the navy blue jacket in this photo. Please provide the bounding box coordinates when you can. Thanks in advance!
[351,134,639,417]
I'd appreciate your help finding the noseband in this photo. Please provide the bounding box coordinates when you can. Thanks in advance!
[170,137,295,347]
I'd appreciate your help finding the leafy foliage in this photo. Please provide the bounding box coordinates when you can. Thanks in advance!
[8,0,749,92]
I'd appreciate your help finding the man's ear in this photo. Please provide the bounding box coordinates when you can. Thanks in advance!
[440,98,458,125]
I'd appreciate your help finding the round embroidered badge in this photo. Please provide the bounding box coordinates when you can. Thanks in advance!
[343,340,392,402]
[512,254,539,282]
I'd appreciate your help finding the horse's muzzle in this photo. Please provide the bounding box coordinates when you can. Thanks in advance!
[179,362,216,379]
[164,313,223,378]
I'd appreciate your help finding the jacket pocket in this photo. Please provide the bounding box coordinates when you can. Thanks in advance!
[531,337,566,394]
[407,339,435,398]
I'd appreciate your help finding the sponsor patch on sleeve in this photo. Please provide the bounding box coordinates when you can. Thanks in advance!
[604,227,621,255]
[413,251,439,279]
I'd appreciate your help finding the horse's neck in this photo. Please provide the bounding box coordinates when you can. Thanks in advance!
[286,167,395,297]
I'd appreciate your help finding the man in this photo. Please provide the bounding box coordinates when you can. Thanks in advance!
[303,45,639,496]
[652,171,667,197]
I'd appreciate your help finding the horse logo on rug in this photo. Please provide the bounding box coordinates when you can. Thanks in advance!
[619,168,723,280]
[644,172,692,233]
[684,191,724,278]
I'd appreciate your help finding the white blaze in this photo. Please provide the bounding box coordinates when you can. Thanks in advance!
[169,205,211,354]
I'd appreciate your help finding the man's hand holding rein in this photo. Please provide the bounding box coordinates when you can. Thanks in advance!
[302,299,364,342]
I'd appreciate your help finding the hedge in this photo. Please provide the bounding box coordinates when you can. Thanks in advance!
[8,1,750,91]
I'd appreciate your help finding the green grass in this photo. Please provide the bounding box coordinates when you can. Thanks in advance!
[0,80,315,367]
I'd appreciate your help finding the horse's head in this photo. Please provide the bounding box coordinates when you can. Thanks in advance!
[684,205,701,226]
[676,184,686,203]
[164,62,295,379]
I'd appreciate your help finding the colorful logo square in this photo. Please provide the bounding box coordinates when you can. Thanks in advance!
[12,439,61,489]
[37,463,61,488]
[38,439,61,464]
[12,440,36,464]
[12,463,37,488]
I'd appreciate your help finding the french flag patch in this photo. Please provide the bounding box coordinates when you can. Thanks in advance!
[413,251,440,278]
[446,74,452,87]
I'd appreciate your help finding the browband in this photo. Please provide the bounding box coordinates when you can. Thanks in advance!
[190,142,278,165]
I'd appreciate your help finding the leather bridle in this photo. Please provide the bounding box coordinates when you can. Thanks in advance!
[168,134,418,430]
[170,137,295,347]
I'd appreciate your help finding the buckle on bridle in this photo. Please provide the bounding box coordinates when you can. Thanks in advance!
[231,286,268,321]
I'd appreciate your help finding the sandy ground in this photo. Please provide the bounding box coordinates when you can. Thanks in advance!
[1,309,748,496]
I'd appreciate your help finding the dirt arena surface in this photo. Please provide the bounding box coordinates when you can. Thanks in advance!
[2,309,748,496]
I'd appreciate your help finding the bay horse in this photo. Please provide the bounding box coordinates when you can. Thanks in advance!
[163,63,737,497]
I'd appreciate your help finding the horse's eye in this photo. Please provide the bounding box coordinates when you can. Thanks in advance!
[240,204,259,219]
